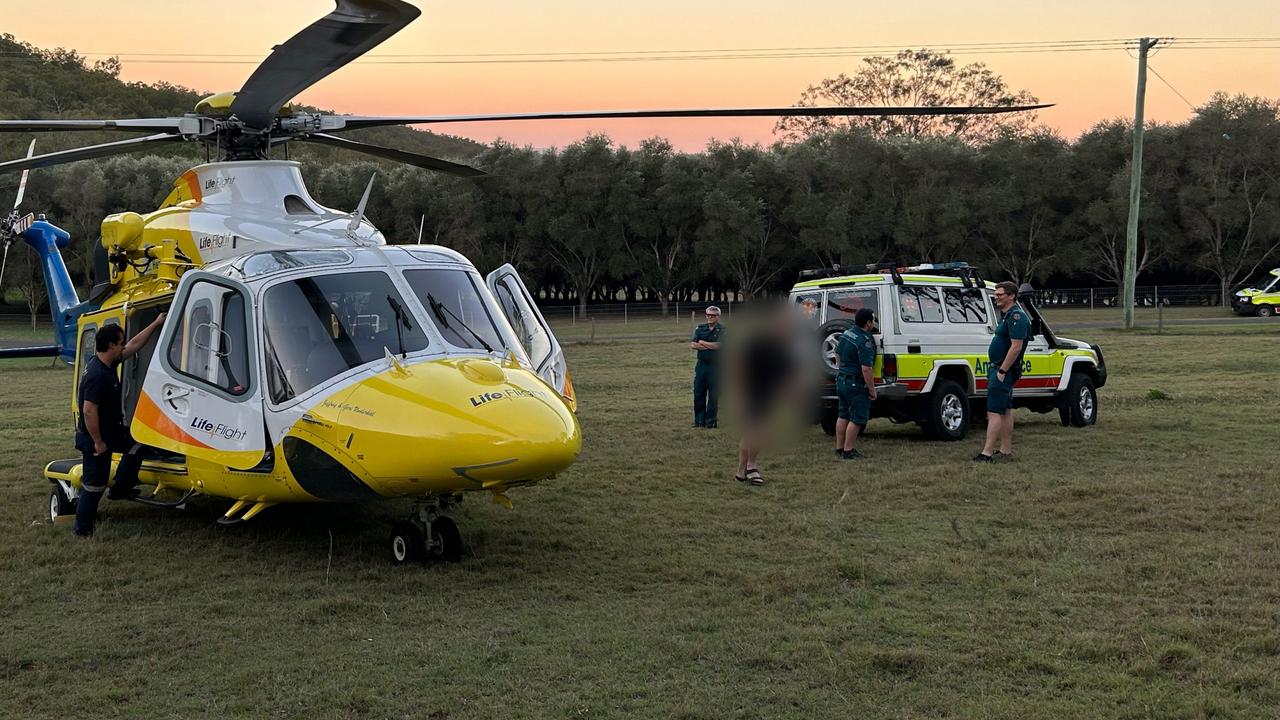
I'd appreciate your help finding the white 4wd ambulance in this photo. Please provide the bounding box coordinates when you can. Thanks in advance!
[791,262,1107,441]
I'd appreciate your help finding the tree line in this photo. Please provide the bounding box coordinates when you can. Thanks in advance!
[2,33,1278,316]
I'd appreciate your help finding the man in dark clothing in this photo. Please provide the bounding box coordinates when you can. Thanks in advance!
[975,281,1030,462]
[74,315,165,537]
[833,308,878,459]
[690,306,724,428]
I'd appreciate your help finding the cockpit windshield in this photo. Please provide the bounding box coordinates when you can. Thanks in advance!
[402,269,506,353]
[263,271,429,403]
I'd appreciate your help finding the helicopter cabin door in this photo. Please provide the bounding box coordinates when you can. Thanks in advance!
[132,271,268,469]
[485,264,572,400]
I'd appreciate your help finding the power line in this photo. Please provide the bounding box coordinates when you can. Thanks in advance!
[1146,63,1197,110]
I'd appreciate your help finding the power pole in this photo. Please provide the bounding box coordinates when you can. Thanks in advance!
[1123,37,1158,329]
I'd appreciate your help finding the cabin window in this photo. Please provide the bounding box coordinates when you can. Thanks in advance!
[942,288,989,324]
[491,273,553,371]
[402,269,506,353]
[262,271,428,403]
[166,280,251,396]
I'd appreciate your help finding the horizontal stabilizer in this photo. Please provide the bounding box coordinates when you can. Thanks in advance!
[0,344,62,359]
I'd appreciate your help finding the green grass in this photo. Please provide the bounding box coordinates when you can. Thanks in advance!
[3,320,1280,718]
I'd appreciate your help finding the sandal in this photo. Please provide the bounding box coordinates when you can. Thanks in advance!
[746,468,764,486]
[735,474,748,483]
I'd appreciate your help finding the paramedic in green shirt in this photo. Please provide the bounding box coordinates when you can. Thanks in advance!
[976,281,1031,462]
[834,308,877,459]
[690,306,724,428]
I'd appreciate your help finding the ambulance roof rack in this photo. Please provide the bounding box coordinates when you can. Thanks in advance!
[798,261,984,288]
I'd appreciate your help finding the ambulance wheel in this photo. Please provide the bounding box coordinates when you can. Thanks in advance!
[1066,373,1098,427]
[389,521,425,565]
[922,379,969,441]
[427,516,463,562]
[49,484,75,523]
[820,406,838,436]
[818,320,854,379]
[1257,305,1275,318]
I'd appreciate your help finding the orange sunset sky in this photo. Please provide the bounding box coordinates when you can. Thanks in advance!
[4,0,1279,151]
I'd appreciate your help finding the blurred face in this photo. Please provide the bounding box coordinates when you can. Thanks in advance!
[706,312,720,325]
[102,339,124,362]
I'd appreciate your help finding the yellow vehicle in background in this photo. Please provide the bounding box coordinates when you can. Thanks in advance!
[790,262,1107,440]
[1231,269,1280,317]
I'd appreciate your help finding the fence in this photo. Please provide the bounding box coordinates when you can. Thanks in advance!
[0,284,1232,329]
[539,285,1229,326]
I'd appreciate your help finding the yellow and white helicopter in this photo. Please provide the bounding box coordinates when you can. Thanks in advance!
[0,0,1045,562]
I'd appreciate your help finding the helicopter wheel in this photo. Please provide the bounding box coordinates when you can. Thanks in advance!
[389,521,425,565]
[49,483,76,523]
[426,516,463,563]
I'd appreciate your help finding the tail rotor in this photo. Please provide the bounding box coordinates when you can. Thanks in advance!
[0,139,37,293]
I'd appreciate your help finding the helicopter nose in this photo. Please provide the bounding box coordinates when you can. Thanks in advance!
[289,357,580,496]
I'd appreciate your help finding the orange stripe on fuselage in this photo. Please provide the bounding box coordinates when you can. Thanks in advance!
[182,170,202,204]
[135,390,212,449]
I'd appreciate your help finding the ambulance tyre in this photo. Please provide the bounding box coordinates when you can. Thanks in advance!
[820,406,838,436]
[818,320,854,379]
[1065,373,1098,427]
[1257,305,1274,318]
[923,379,969,441]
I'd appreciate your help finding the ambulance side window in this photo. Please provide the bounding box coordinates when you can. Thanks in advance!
[77,326,97,376]
[942,288,989,324]
[898,286,943,323]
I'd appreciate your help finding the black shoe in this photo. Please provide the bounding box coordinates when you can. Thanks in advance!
[704,422,717,429]
[994,451,1012,460]
[107,485,140,501]
[834,448,845,459]
[842,449,863,460]
[692,421,704,428]
[973,453,994,463]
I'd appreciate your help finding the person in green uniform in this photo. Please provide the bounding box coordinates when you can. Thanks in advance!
[690,305,724,428]
[834,308,878,459]
[976,281,1031,462]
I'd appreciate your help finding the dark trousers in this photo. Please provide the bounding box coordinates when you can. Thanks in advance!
[693,362,719,426]
[74,434,144,536]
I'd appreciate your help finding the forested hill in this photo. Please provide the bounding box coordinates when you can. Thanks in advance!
[0,34,486,163]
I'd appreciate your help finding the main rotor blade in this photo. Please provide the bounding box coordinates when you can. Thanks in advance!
[0,118,188,133]
[0,134,183,174]
[333,104,1054,130]
[300,133,485,177]
[230,0,421,130]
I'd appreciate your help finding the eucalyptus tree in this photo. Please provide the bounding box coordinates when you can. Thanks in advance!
[1178,93,1280,303]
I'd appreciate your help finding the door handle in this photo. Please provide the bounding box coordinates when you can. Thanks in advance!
[162,385,193,413]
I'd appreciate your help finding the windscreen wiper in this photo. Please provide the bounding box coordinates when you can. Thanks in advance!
[426,292,494,353]
[386,294,411,357]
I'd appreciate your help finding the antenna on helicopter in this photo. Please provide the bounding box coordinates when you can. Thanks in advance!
[0,139,37,292]
[347,172,376,243]
[417,214,425,245]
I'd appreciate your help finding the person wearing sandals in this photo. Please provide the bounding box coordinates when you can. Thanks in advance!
[734,305,799,486]
[690,306,725,428]
[834,309,877,459]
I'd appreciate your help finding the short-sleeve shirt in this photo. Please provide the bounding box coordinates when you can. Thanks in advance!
[835,326,877,385]
[691,322,724,364]
[76,355,124,447]
[989,302,1031,370]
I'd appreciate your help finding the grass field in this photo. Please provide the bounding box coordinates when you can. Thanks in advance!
[3,314,1280,719]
